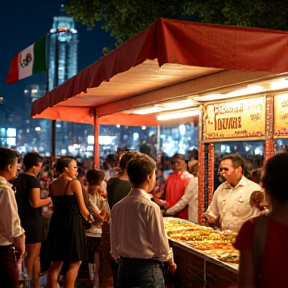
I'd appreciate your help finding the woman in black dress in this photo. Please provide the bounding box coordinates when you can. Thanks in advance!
[14,152,52,288]
[45,157,93,288]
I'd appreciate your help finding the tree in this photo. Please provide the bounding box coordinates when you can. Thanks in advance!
[65,0,288,47]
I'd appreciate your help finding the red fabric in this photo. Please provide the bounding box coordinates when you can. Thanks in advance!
[31,18,288,119]
[233,216,288,288]
[6,55,19,84]
[165,171,193,220]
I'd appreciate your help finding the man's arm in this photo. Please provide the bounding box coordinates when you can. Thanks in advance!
[203,187,220,224]
[166,177,198,215]
[148,205,176,272]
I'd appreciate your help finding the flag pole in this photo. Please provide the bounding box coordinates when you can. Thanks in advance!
[45,32,56,157]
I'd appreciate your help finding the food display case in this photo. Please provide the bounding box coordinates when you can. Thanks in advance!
[164,218,238,288]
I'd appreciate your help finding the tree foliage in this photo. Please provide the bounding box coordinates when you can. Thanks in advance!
[65,0,288,47]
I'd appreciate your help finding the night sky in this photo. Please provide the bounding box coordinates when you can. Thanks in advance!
[0,0,114,108]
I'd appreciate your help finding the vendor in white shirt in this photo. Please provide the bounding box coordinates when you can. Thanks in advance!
[203,154,261,233]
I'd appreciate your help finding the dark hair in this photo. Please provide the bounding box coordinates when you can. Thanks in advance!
[250,168,262,184]
[77,166,86,178]
[119,151,140,170]
[86,169,104,185]
[55,157,76,174]
[23,152,43,169]
[220,154,246,171]
[127,152,156,185]
[0,147,19,170]
[261,152,288,201]
[172,153,186,161]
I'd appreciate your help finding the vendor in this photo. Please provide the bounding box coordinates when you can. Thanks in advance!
[203,154,261,233]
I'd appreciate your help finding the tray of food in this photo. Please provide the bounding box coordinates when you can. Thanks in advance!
[163,217,238,269]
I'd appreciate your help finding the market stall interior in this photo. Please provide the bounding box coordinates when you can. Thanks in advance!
[31,17,288,286]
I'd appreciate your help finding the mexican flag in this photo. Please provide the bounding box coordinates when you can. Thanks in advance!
[6,34,47,84]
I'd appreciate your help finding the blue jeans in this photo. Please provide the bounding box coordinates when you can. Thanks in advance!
[117,258,165,288]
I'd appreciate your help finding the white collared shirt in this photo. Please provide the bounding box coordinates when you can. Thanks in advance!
[110,188,173,263]
[206,176,260,232]
[0,176,25,245]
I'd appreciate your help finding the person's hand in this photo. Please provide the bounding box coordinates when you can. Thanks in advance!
[202,213,216,224]
[152,186,164,199]
[167,262,177,273]
[13,234,25,259]
[165,209,176,216]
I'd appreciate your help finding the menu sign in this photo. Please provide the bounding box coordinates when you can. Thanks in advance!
[274,93,288,136]
[203,97,265,140]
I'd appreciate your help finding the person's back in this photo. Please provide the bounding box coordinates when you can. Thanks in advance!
[107,177,131,209]
[234,216,288,287]
[106,151,138,288]
[234,152,288,288]
[110,152,176,288]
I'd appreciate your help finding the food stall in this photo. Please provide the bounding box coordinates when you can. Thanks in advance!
[164,218,238,287]
[30,18,288,285]
[199,94,267,211]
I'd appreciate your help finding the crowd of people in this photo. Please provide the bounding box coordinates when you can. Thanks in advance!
[0,145,287,288]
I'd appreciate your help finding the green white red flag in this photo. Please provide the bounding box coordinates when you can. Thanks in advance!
[6,34,47,84]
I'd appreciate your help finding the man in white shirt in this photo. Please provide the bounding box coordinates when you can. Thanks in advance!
[204,154,260,233]
[110,152,177,288]
[0,147,25,288]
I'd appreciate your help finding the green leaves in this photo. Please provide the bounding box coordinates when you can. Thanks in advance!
[65,0,288,49]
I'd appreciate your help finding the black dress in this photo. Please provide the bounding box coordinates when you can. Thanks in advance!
[44,181,88,262]
[13,173,45,244]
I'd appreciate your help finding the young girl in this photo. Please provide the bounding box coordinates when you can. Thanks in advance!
[85,169,107,288]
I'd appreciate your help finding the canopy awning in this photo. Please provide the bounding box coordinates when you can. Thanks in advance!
[31,18,288,125]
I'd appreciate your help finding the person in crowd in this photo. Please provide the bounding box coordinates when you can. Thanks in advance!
[110,152,177,288]
[85,169,106,288]
[77,166,87,188]
[249,168,262,184]
[44,157,93,288]
[203,154,261,232]
[187,149,198,174]
[0,147,25,288]
[233,152,288,288]
[13,152,52,288]
[103,154,119,181]
[107,151,139,210]
[154,153,193,220]
[106,150,139,288]
[165,162,199,223]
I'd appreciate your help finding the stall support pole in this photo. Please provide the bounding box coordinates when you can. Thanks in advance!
[265,93,274,161]
[207,143,215,205]
[198,105,205,224]
[93,109,100,168]
[198,142,205,224]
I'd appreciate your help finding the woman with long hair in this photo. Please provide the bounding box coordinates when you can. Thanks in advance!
[44,157,93,288]
[14,152,52,288]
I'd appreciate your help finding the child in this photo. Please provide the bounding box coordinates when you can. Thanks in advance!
[85,169,107,288]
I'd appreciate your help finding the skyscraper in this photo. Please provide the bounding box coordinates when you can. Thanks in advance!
[48,4,78,90]
[46,3,93,156]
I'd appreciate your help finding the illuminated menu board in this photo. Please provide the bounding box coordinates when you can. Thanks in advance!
[274,93,288,137]
[203,97,266,140]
